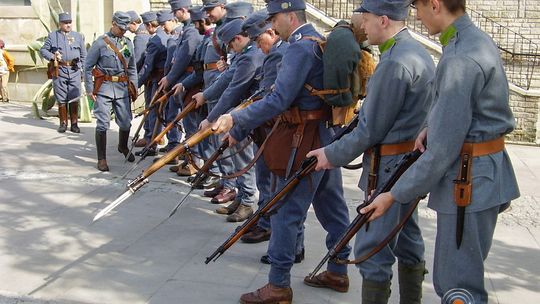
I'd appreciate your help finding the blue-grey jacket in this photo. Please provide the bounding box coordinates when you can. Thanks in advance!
[166,21,203,85]
[134,24,150,69]
[40,30,86,77]
[84,32,138,99]
[391,14,520,213]
[231,24,331,145]
[207,42,264,122]
[165,25,183,75]
[138,28,170,87]
[324,29,435,194]
[182,28,214,90]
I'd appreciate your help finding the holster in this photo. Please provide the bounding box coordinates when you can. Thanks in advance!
[47,60,59,79]
[92,68,105,96]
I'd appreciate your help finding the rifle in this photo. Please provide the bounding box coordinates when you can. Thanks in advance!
[306,149,423,280]
[205,114,360,264]
[124,89,168,164]
[168,139,230,218]
[93,91,262,222]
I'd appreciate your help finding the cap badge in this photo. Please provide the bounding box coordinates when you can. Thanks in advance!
[281,2,290,9]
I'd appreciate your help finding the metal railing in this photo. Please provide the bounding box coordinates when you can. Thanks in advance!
[406,8,539,90]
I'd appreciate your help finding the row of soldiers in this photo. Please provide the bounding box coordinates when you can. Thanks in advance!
[40,0,520,303]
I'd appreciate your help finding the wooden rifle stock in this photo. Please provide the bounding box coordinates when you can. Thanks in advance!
[307,149,423,279]
[135,90,172,118]
[205,114,360,264]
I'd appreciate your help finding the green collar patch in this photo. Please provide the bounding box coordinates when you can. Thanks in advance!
[378,37,395,54]
[439,25,457,46]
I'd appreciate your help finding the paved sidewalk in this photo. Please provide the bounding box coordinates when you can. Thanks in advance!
[0,102,538,304]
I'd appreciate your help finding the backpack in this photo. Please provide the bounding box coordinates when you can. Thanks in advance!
[304,20,376,125]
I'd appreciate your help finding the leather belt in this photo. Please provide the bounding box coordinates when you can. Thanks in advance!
[59,60,74,66]
[279,108,329,125]
[103,75,129,82]
[366,141,415,156]
[203,62,218,71]
[461,136,505,157]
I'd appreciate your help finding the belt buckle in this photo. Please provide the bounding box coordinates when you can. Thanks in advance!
[111,76,119,82]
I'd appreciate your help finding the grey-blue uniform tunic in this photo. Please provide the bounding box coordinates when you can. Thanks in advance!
[84,32,138,132]
[164,20,203,148]
[230,23,351,287]
[323,29,435,282]
[389,15,520,303]
[138,28,170,142]
[134,24,150,70]
[40,30,86,104]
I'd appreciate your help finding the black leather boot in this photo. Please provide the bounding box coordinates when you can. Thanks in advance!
[69,102,80,133]
[118,129,135,162]
[96,130,109,171]
[58,104,68,133]
[362,279,391,304]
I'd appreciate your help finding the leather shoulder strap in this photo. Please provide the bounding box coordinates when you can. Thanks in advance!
[102,36,129,74]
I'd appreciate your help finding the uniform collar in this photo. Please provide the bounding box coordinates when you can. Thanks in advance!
[204,27,215,37]
[378,27,407,54]
[287,23,314,43]
[440,13,472,46]
[241,43,254,54]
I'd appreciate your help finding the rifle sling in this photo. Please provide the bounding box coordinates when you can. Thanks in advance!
[103,36,130,74]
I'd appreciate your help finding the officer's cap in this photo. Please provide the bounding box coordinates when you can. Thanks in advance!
[58,12,72,23]
[157,10,175,24]
[189,6,207,21]
[170,0,192,11]
[202,0,226,10]
[242,9,271,40]
[354,0,412,21]
[113,11,131,30]
[218,18,244,45]
[141,11,158,23]
[126,11,140,23]
[266,0,306,17]
[225,2,254,20]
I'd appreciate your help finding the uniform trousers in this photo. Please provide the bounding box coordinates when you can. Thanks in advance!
[53,70,81,104]
[94,94,132,132]
[434,204,504,304]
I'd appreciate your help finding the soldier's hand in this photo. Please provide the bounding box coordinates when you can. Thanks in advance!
[158,77,169,91]
[222,132,238,147]
[192,92,206,108]
[217,57,228,72]
[199,119,210,131]
[212,114,234,134]
[306,148,335,171]
[54,51,62,61]
[360,192,394,222]
[414,127,428,152]
[172,83,184,96]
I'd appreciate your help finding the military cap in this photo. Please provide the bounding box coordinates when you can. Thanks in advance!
[170,0,192,11]
[112,11,131,30]
[202,0,226,10]
[218,18,244,45]
[225,2,254,20]
[58,12,72,23]
[242,9,271,40]
[266,0,306,16]
[189,6,207,21]
[141,11,158,23]
[126,11,140,23]
[157,10,175,24]
[354,0,412,21]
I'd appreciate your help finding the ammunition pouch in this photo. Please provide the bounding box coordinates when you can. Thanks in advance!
[91,68,106,96]
[47,60,59,79]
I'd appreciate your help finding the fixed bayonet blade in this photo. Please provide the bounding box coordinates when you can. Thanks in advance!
[93,189,134,222]
[168,188,194,218]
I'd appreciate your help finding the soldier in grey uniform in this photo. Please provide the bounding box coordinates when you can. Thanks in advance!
[362,0,520,303]
[128,11,151,71]
[84,12,138,171]
[212,0,351,302]
[307,1,435,303]
[40,12,86,133]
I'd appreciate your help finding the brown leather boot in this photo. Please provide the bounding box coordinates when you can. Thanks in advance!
[241,226,271,243]
[176,163,197,176]
[303,270,349,293]
[203,185,224,198]
[211,188,236,204]
[95,130,109,171]
[134,138,147,147]
[215,199,240,215]
[69,102,80,133]
[57,104,68,133]
[226,204,253,222]
[239,283,292,304]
